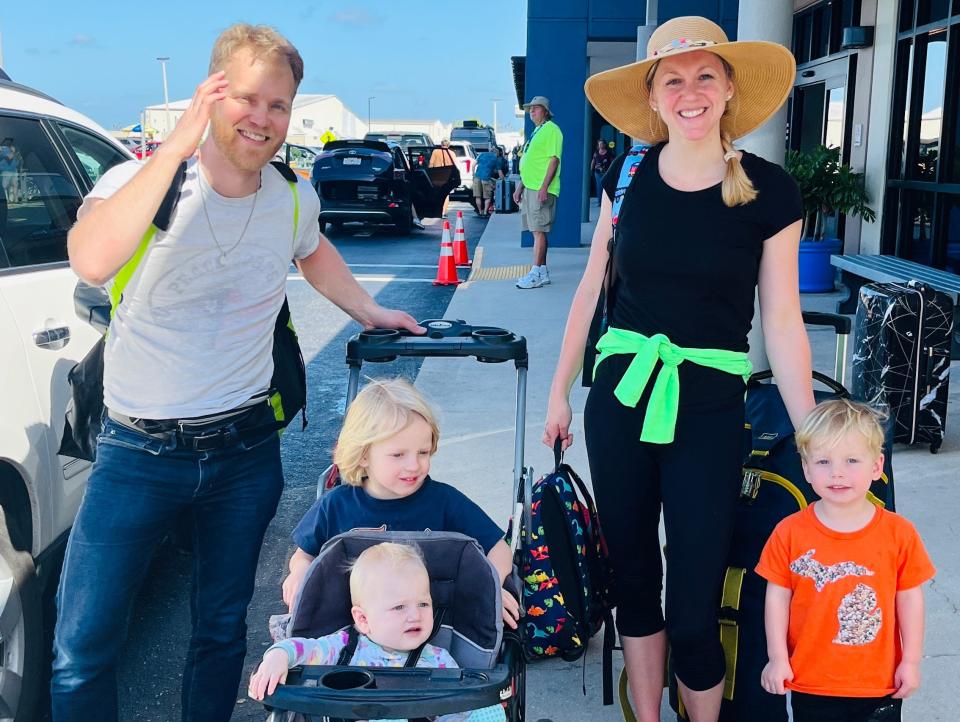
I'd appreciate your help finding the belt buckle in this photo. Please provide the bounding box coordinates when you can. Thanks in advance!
[189,428,233,451]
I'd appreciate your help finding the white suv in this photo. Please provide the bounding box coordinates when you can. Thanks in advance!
[447,141,477,201]
[0,78,130,721]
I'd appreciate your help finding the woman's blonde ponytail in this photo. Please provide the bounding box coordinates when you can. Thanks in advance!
[720,129,757,207]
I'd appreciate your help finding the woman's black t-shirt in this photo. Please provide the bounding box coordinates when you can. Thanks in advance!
[600,142,802,407]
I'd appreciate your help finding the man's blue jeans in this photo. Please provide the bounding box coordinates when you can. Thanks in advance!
[50,410,284,722]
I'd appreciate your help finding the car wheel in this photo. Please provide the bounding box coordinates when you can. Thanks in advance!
[395,206,414,235]
[0,509,42,722]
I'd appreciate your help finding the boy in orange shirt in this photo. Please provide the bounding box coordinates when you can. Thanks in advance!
[756,399,935,721]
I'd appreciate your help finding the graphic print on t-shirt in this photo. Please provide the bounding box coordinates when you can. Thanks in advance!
[789,549,874,591]
[835,583,882,646]
[790,549,881,646]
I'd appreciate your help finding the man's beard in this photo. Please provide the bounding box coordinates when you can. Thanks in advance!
[210,115,285,173]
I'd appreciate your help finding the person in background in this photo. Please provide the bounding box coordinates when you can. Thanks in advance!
[472,146,501,217]
[590,139,613,205]
[0,140,20,203]
[514,96,562,290]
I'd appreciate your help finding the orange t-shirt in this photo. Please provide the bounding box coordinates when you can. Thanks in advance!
[755,504,935,697]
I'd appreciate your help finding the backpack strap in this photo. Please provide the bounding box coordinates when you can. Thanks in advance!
[336,625,361,666]
[601,145,650,325]
[107,160,187,317]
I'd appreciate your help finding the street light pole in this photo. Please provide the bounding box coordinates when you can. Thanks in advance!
[367,96,375,132]
[157,56,171,139]
[491,98,501,133]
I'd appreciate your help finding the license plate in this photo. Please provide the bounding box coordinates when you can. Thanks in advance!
[342,157,361,166]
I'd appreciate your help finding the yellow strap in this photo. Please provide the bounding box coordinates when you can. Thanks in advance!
[719,567,746,701]
[108,225,156,317]
[618,668,638,722]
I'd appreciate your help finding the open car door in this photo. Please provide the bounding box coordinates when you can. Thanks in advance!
[405,145,460,218]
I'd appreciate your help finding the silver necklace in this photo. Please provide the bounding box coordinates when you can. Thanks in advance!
[198,169,260,266]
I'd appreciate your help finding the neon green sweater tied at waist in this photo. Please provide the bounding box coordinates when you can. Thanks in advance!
[593,328,752,444]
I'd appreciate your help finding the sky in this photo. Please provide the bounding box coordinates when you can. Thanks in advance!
[0,1,528,132]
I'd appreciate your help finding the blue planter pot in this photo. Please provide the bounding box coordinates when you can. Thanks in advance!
[798,237,842,293]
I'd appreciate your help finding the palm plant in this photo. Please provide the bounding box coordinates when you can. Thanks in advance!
[784,145,877,241]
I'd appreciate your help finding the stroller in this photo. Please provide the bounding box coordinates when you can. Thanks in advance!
[261,320,532,721]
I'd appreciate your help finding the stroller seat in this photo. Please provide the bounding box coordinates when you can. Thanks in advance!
[263,530,523,720]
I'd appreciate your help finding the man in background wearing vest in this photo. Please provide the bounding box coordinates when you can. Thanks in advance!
[53,24,422,722]
[514,96,562,289]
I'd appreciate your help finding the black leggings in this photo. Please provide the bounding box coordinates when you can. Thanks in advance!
[584,357,744,691]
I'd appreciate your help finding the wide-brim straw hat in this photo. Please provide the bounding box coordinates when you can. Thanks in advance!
[584,16,796,144]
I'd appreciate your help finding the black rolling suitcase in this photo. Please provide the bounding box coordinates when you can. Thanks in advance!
[495,178,518,213]
[667,312,896,722]
[852,281,953,453]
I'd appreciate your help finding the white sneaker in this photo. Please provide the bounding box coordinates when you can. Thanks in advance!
[516,266,549,289]
[538,265,551,285]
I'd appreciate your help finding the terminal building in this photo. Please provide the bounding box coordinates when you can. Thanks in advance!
[516,0,958,277]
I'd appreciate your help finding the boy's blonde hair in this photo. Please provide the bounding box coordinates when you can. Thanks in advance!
[795,398,887,461]
[209,23,304,89]
[349,542,428,606]
[333,378,440,485]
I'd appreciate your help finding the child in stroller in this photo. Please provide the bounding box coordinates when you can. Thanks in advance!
[251,541,505,722]
[281,378,519,630]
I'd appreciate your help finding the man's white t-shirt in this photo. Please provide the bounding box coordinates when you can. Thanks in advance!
[85,158,320,419]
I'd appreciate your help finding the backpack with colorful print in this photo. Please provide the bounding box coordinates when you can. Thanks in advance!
[513,442,616,701]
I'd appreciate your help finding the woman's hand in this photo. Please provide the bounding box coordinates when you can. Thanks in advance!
[248,649,289,700]
[543,393,573,450]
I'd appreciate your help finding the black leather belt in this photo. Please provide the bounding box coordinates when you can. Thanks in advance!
[107,403,276,451]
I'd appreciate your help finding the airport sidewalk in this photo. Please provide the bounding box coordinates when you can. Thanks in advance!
[415,206,959,721]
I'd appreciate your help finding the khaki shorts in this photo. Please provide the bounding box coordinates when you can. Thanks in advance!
[472,178,494,199]
[520,187,557,232]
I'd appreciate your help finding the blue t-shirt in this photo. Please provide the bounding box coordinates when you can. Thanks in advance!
[474,152,500,181]
[292,476,505,556]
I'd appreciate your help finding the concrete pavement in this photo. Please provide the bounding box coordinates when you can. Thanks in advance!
[412,205,959,721]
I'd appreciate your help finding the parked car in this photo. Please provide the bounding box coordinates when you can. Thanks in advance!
[447,142,477,201]
[363,131,435,149]
[274,141,318,180]
[0,77,130,721]
[311,139,458,234]
[451,123,496,153]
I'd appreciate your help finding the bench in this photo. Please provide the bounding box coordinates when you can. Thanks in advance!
[831,253,960,358]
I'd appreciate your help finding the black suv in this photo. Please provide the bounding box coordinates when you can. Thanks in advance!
[311,140,458,234]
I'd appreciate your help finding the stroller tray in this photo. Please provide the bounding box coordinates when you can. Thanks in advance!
[264,660,514,717]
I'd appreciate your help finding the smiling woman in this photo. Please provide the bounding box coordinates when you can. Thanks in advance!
[546,15,816,722]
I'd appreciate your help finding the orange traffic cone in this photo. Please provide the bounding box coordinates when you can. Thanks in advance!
[453,210,472,266]
[433,221,461,286]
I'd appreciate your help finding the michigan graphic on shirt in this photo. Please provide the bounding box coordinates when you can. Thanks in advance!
[790,549,882,646]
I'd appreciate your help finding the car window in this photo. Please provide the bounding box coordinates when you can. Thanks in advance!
[58,123,128,186]
[287,145,316,171]
[0,115,82,269]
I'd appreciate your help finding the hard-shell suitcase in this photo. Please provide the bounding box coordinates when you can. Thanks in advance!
[495,178,518,213]
[667,312,896,722]
[852,281,953,453]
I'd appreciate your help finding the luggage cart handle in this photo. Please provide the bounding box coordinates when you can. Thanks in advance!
[346,319,528,366]
[801,311,851,335]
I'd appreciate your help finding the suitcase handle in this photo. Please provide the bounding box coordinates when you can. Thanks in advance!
[802,311,851,335]
[748,369,848,396]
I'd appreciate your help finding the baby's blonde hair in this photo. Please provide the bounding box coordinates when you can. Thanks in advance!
[795,399,887,461]
[333,378,440,485]
[209,23,304,89]
[349,542,428,607]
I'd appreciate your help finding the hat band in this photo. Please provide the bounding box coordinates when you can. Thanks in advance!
[651,37,718,58]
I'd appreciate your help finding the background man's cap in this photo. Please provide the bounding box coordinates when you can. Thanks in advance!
[522,96,551,112]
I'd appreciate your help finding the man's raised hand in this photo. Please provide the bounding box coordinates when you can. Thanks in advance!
[155,72,229,163]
